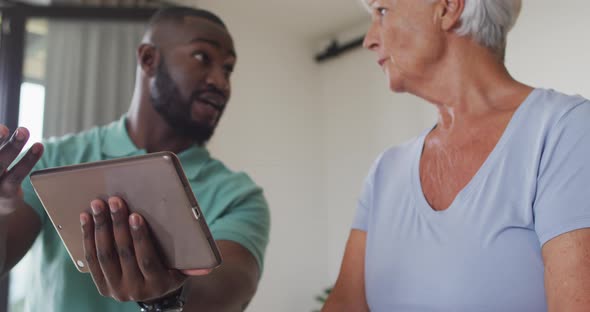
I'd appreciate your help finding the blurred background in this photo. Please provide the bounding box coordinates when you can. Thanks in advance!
[0,0,589,311]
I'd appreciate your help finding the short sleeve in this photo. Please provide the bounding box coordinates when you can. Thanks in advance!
[208,176,270,274]
[352,155,382,232]
[534,101,590,246]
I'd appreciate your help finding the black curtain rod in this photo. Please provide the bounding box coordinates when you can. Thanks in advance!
[315,36,364,63]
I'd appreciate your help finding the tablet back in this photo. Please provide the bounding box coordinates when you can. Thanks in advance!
[30,151,221,273]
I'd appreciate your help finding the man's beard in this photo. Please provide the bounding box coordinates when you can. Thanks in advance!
[149,60,223,146]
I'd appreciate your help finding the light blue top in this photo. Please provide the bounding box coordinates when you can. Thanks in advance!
[18,116,270,312]
[353,89,590,311]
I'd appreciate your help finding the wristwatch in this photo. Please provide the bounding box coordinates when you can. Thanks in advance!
[137,288,184,312]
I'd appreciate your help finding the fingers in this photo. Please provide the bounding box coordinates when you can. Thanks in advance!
[90,200,122,287]
[169,269,188,286]
[0,127,43,194]
[0,125,10,146]
[129,213,167,280]
[108,197,143,287]
[3,143,43,186]
[83,197,185,301]
[81,211,108,296]
[181,268,213,276]
[0,128,29,167]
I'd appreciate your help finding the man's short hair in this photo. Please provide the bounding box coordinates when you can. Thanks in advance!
[148,6,227,30]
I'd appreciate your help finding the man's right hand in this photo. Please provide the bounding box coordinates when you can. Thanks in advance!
[0,125,44,214]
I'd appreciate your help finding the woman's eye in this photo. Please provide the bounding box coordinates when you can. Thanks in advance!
[377,8,387,16]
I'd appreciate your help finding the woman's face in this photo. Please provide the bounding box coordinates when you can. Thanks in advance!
[363,0,445,93]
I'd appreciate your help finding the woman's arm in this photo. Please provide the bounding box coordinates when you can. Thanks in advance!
[322,229,369,312]
[542,228,590,311]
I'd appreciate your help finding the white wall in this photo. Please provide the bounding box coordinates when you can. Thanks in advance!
[507,0,590,99]
[184,1,590,311]
[195,2,328,311]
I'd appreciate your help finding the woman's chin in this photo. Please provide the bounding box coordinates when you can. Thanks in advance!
[388,78,405,93]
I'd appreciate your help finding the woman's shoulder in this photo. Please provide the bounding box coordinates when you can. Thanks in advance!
[381,130,429,161]
[515,88,590,137]
[369,131,428,177]
[528,88,589,118]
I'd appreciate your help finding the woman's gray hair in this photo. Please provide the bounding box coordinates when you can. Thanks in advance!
[453,0,522,59]
[363,0,522,59]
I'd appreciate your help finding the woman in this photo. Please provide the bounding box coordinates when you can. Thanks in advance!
[323,0,590,311]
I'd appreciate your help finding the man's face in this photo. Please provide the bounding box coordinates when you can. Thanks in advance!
[149,17,236,145]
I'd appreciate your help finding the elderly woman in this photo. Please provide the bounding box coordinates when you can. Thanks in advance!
[323,0,590,311]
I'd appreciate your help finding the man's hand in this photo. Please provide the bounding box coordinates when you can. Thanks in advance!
[0,125,43,275]
[0,126,43,214]
[80,196,206,302]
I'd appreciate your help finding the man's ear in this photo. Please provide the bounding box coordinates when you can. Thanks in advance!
[436,0,465,32]
[137,43,160,77]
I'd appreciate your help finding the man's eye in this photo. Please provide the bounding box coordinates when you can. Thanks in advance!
[224,65,234,74]
[377,8,387,16]
[193,52,209,62]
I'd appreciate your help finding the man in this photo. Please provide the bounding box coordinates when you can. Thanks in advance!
[0,7,270,312]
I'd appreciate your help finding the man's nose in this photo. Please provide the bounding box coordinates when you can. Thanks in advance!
[205,66,229,92]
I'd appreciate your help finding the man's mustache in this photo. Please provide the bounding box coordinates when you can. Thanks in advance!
[190,87,227,110]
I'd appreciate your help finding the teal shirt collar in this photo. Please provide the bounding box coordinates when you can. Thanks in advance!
[101,116,210,179]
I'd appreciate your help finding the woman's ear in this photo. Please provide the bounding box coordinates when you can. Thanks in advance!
[436,0,465,31]
[137,44,160,77]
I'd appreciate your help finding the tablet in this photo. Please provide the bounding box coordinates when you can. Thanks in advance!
[29,151,222,274]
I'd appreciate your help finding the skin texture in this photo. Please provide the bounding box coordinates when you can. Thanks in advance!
[321,230,369,312]
[0,16,260,311]
[0,127,44,276]
[324,0,590,311]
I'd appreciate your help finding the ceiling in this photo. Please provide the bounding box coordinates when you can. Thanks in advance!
[245,0,369,38]
[179,0,370,39]
[7,0,370,39]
